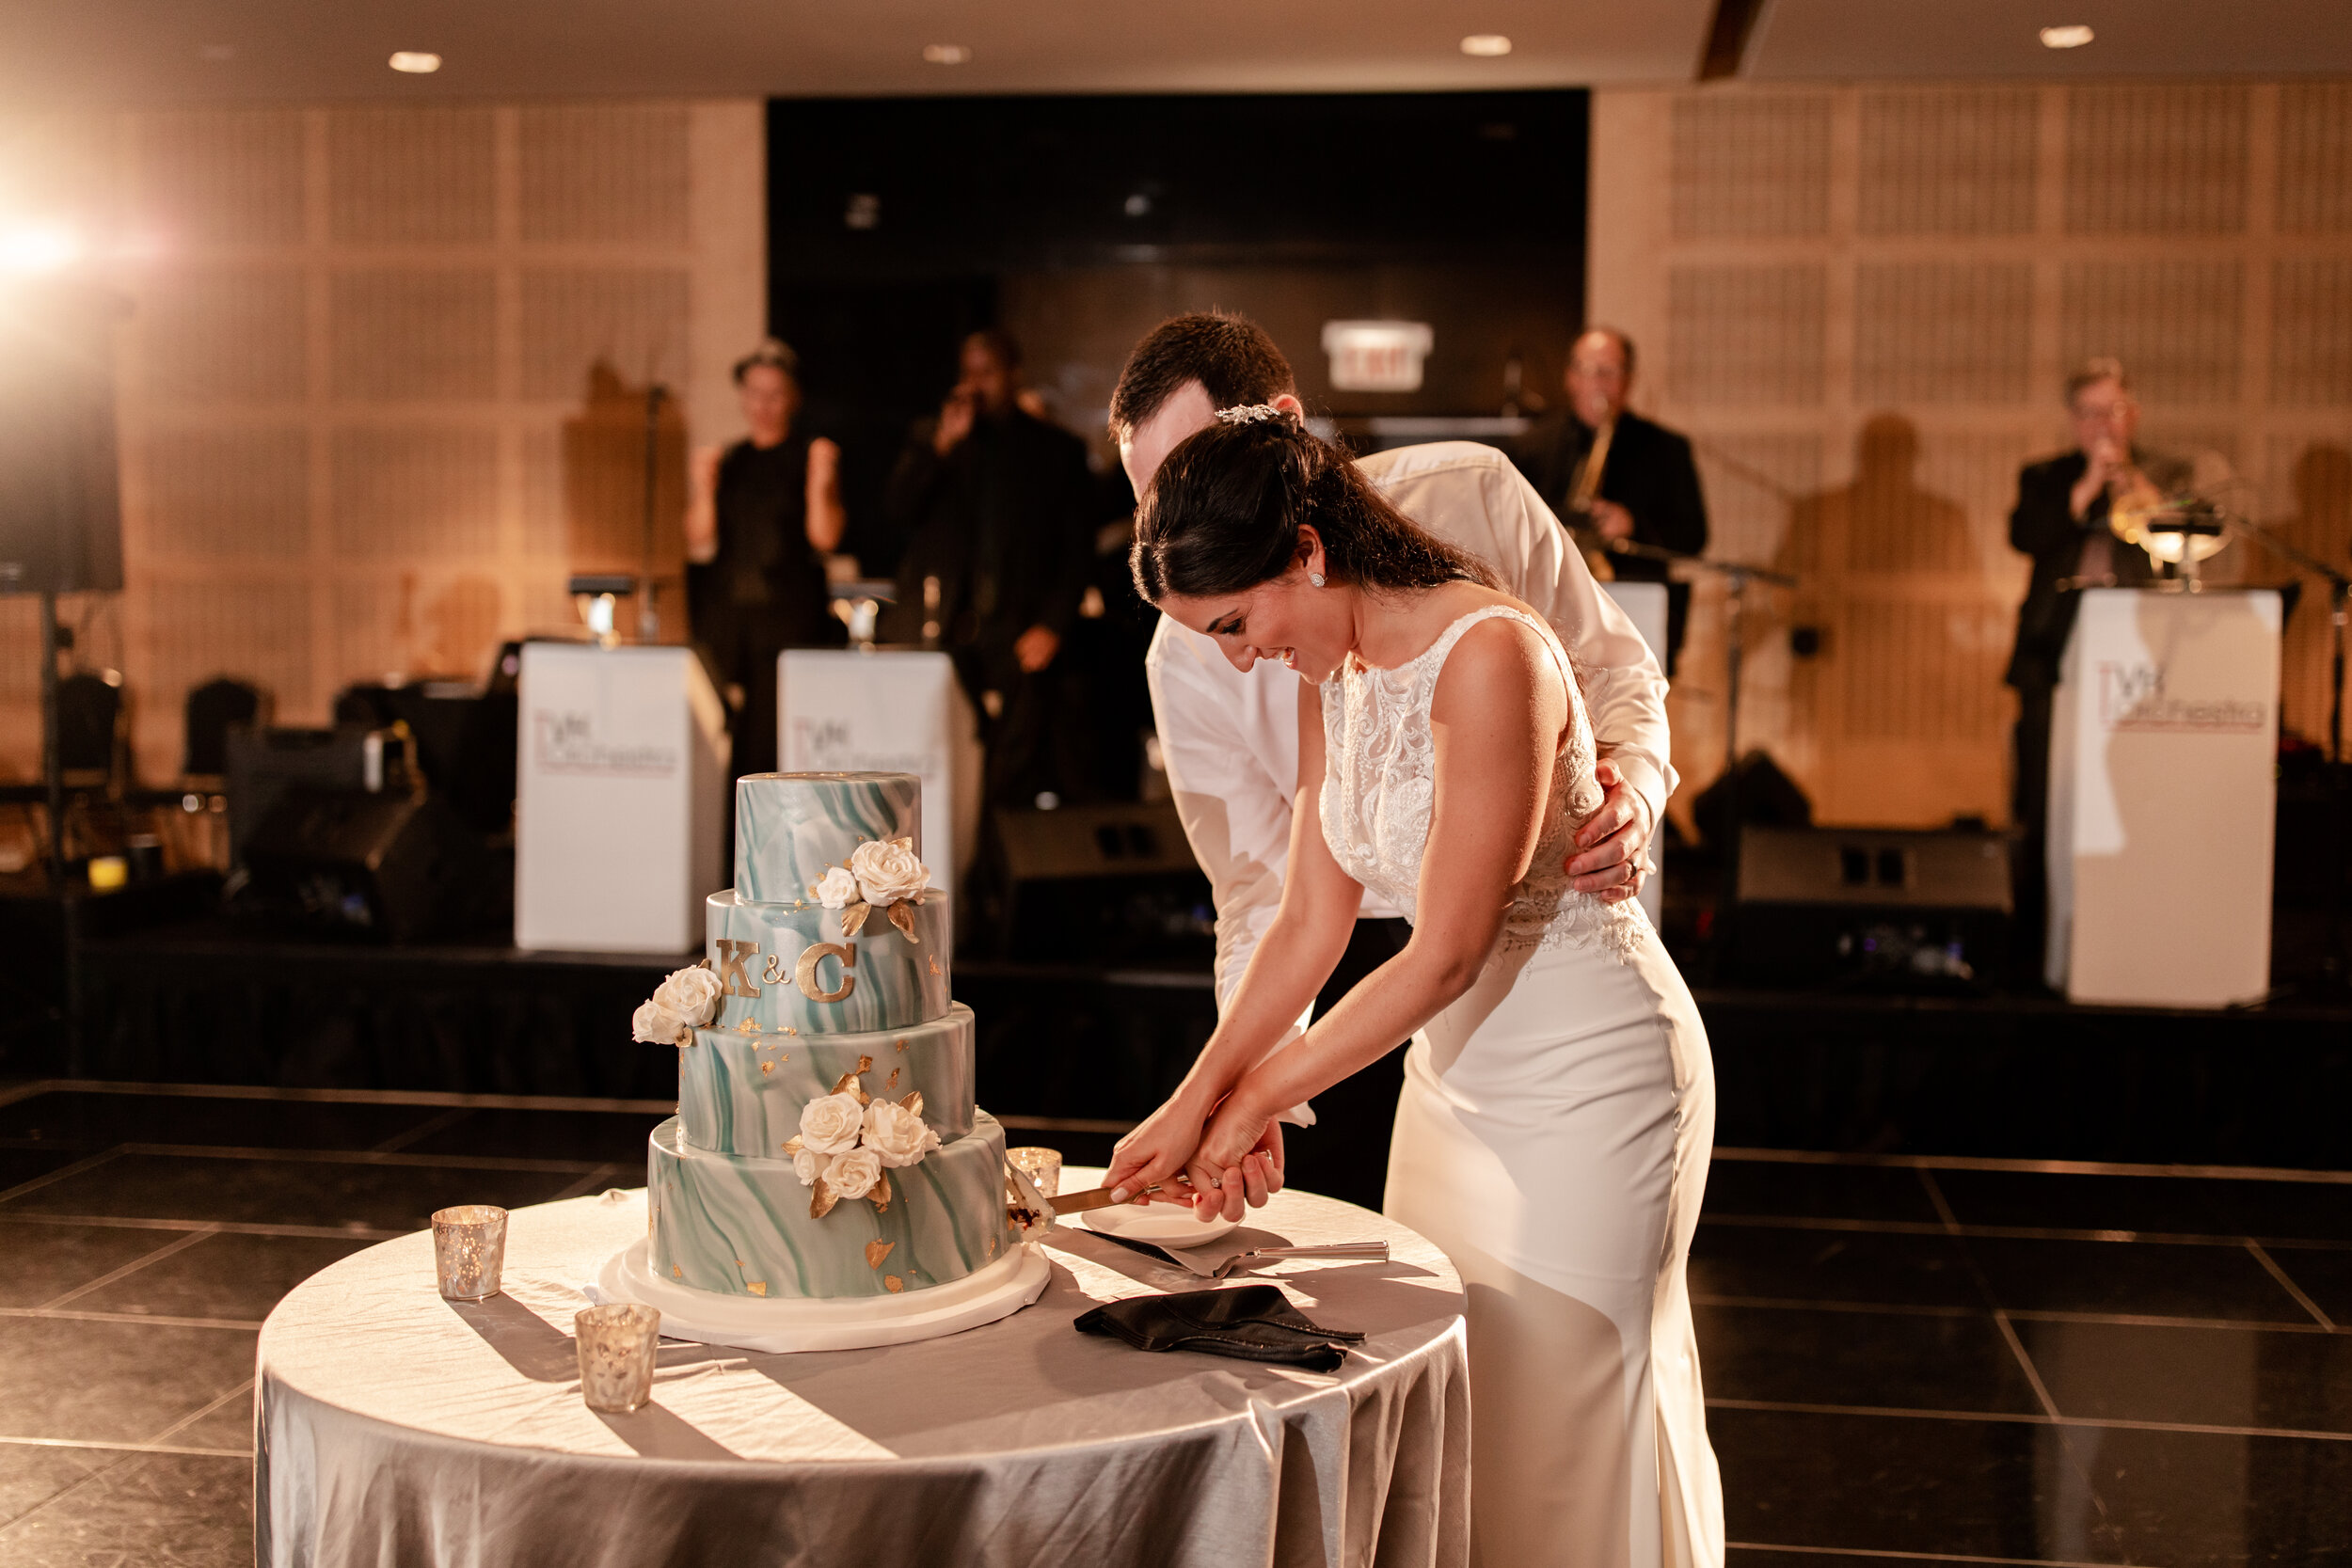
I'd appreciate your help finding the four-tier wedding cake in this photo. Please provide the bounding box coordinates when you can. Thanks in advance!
[592,771,1048,1353]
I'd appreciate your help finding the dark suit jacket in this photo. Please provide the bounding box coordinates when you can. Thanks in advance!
[2004,450,2175,690]
[1508,407,1708,584]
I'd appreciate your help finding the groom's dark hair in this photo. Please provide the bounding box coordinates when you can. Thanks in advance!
[1108,313,1295,442]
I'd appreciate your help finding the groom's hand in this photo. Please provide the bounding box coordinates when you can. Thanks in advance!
[1566,757,1649,904]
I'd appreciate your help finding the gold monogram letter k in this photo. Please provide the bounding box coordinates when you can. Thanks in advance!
[715,939,763,998]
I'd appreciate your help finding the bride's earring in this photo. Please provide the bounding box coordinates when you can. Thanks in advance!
[1308,572,1326,588]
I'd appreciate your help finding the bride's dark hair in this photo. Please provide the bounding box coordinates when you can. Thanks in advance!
[1130,412,1499,603]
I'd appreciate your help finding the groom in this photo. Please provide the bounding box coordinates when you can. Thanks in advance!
[1113,312,1675,1210]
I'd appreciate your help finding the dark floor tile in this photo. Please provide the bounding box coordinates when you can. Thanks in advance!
[0,1152,586,1232]
[1725,1555,1939,1566]
[1710,1404,2061,1560]
[1690,1224,1980,1309]
[170,1399,254,1456]
[0,1092,439,1153]
[0,1147,97,1197]
[0,1221,195,1309]
[72,1231,374,1322]
[0,1451,251,1567]
[2266,1246,2352,1327]
[0,1443,109,1528]
[1700,1161,1943,1225]
[1935,1168,2241,1237]
[1967,1235,2313,1324]
[1696,1303,2042,1415]
[396,1106,660,1164]
[0,1320,253,1445]
[2207,1180,2352,1245]
[2055,1424,2352,1566]
[2016,1318,2352,1435]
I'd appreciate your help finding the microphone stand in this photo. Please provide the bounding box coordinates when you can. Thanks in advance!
[1595,535,1798,970]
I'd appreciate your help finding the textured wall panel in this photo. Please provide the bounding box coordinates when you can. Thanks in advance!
[328,427,500,559]
[2063,87,2249,235]
[327,108,495,245]
[135,111,306,245]
[1836,599,2010,743]
[2059,261,2244,404]
[1670,95,1832,239]
[1690,433,1823,568]
[1854,263,2033,405]
[144,427,310,560]
[2278,84,2352,235]
[1858,89,2038,236]
[520,105,691,245]
[2271,259,2352,406]
[519,268,691,400]
[330,573,508,682]
[1667,265,1827,405]
[330,270,498,402]
[145,577,313,712]
[141,269,308,402]
[520,426,566,555]
[2263,434,2352,745]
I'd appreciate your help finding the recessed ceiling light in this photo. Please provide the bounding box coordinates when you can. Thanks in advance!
[923,43,971,65]
[1460,35,1513,56]
[389,51,442,73]
[2039,24,2094,48]
[0,227,82,274]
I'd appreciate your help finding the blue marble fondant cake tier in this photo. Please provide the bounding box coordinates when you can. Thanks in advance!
[647,1113,1017,1301]
[680,1004,976,1155]
[734,771,922,906]
[705,891,951,1037]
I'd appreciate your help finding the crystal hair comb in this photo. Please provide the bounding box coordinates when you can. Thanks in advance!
[1214,404,1290,426]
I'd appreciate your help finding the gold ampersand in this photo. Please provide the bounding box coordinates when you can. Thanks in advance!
[794,942,856,1003]
[760,955,787,986]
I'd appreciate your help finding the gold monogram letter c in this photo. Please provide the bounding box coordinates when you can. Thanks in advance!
[795,942,856,1003]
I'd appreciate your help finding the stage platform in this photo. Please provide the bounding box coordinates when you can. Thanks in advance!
[12,919,2345,1173]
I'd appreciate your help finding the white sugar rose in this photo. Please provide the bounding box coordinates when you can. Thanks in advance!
[652,965,723,1028]
[863,1098,941,1168]
[824,1147,882,1200]
[812,866,860,910]
[797,1091,866,1155]
[630,1000,686,1045]
[850,837,930,906]
[791,1147,826,1187]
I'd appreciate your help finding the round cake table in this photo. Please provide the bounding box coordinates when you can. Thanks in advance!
[256,1171,1469,1568]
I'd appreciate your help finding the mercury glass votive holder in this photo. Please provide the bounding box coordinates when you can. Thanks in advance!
[431,1205,508,1302]
[1008,1146,1063,1199]
[576,1304,662,1414]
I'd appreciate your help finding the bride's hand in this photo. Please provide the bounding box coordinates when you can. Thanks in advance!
[1184,1090,1282,1223]
[1104,1085,1216,1206]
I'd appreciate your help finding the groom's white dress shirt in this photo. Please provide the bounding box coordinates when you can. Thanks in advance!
[1145,440,1677,1010]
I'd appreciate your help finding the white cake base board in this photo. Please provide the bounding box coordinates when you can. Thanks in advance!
[586,1237,1050,1354]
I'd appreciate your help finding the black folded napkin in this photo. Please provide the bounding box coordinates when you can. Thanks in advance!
[1074,1285,1366,1372]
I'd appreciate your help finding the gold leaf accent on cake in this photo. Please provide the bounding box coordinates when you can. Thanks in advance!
[928,954,941,976]
[746,1281,767,1297]
[885,901,919,942]
[898,1090,923,1117]
[884,1275,904,1293]
[840,902,872,939]
[783,1134,803,1156]
[866,1240,895,1269]
[870,1168,892,1212]
[831,1069,870,1105]
[886,1067,900,1090]
[856,1054,873,1073]
[895,1037,907,1052]
[784,1026,798,1036]
[734,1018,759,1035]
[986,1235,997,1257]
[673,1264,682,1278]
[760,1061,774,1075]
[810,1180,839,1219]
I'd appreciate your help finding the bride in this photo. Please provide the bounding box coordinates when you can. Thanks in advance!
[1103,406,1723,1568]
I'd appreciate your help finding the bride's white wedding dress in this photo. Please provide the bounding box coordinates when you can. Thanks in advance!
[1320,604,1724,1568]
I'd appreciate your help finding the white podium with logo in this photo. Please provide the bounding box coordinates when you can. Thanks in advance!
[516,643,728,953]
[2046,588,2280,1006]
[1600,579,1670,929]
[779,649,981,907]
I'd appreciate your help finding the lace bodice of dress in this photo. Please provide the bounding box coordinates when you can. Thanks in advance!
[1318,604,1647,961]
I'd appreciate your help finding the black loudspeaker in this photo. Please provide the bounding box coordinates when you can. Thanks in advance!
[984,801,1211,963]
[238,787,478,943]
[1729,825,2012,992]
[224,725,407,870]
[0,282,125,595]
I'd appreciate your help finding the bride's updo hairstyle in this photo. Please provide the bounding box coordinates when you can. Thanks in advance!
[1131,408,1499,604]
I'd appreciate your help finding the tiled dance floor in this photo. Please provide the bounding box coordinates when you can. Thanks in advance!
[0,1080,2343,1566]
